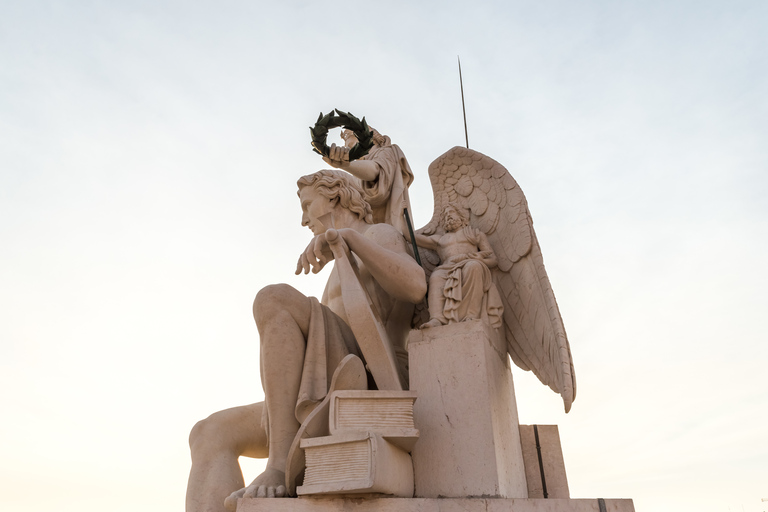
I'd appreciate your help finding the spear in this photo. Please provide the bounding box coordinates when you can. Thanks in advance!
[458,56,469,149]
[403,208,422,267]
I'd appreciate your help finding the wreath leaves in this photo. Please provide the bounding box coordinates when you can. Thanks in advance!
[309,109,374,161]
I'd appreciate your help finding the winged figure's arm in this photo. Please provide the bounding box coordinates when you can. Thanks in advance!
[412,232,440,251]
[471,231,498,269]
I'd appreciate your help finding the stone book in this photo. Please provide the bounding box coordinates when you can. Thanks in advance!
[297,431,414,497]
[328,390,419,452]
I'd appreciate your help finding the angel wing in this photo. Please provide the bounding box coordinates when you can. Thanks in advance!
[418,146,576,412]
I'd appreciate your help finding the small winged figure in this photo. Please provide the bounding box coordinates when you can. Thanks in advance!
[414,147,577,412]
[413,203,504,331]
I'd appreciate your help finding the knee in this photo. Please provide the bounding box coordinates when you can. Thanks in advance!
[189,416,215,452]
[466,259,483,270]
[463,259,485,276]
[188,414,232,461]
[253,284,294,326]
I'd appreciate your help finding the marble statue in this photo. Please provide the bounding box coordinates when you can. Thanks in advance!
[321,127,414,236]
[185,119,583,510]
[185,170,425,512]
[413,203,503,330]
[414,146,576,413]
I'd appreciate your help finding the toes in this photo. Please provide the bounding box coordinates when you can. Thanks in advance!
[243,485,258,499]
[267,486,275,498]
[256,485,267,498]
[223,489,243,512]
[276,485,286,497]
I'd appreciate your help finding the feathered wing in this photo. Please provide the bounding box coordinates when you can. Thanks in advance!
[420,146,576,412]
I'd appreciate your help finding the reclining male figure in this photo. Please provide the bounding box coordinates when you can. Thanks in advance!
[185,170,427,512]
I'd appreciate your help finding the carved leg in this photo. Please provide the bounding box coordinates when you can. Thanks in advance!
[222,284,313,506]
[254,285,312,475]
[186,403,267,512]
[459,260,487,321]
[425,270,448,327]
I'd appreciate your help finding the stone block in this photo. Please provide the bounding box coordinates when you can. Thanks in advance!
[519,425,570,499]
[408,320,528,498]
[297,431,414,497]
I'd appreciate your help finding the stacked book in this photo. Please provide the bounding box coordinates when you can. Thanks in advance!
[297,390,419,497]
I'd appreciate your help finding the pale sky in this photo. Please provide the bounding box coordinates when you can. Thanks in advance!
[1,1,766,511]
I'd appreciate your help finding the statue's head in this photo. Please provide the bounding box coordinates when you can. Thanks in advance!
[439,204,469,233]
[297,170,373,234]
[340,129,358,148]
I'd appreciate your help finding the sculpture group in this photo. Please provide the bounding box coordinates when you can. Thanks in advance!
[185,111,577,512]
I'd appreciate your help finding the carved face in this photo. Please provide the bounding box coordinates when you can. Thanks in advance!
[341,129,359,148]
[300,187,336,235]
[442,206,467,232]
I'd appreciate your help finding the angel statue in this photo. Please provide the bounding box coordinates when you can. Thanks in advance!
[413,203,504,330]
[185,135,577,512]
[414,147,576,413]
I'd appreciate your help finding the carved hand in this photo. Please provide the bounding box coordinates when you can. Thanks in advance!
[475,250,498,268]
[295,231,337,275]
[447,253,470,264]
[321,143,350,169]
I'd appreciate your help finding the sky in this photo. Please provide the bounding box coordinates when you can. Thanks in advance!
[1,1,766,511]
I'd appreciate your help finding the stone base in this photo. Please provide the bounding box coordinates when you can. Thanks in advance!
[408,321,527,498]
[237,497,635,512]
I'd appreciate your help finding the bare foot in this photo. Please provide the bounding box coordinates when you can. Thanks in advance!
[420,318,443,329]
[224,468,287,510]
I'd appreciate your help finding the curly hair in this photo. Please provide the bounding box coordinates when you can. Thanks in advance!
[297,170,373,224]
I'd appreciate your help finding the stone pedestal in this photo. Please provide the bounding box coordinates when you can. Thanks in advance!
[408,321,528,498]
[234,320,638,512]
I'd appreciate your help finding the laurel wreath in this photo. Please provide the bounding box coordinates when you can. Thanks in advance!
[309,109,374,161]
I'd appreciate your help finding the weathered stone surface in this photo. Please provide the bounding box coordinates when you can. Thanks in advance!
[408,321,527,498]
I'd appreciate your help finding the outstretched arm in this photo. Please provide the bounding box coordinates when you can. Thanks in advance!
[295,225,426,304]
[322,144,380,182]
[412,232,440,251]
[296,224,427,304]
[334,227,426,304]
